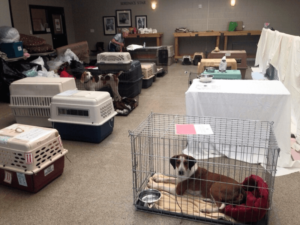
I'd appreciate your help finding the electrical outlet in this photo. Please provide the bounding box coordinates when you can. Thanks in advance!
[29,30,32,34]
[198,4,202,8]
[90,29,95,33]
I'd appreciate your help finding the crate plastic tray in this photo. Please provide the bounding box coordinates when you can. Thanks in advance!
[52,117,115,143]
[0,156,65,193]
[142,75,154,89]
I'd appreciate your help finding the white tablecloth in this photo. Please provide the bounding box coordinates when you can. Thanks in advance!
[185,79,295,170]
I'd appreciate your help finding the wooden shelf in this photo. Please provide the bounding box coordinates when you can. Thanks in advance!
[124,33,163,46]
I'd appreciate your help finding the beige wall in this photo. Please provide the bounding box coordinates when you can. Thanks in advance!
[71,0,300,54]
[10,0,75,47]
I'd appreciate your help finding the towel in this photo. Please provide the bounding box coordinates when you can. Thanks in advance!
[255,28,267,67]
[259,29,276,73]
[147,174,236,223]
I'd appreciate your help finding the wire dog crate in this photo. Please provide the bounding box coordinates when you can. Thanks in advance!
[129,113,279,225]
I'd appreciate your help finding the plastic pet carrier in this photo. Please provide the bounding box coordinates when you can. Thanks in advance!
[119,76,143,98]
[128,46,168,73]
[97,52,132,72]
[9,77,77,127]
[141,63,154,78]
[163,45,175,66]
[118,60,142,82]
[193,52,204,66]
[0,124,68,193]
[49,90,117,143]
[141,63,157,76]
[142,75,154,89]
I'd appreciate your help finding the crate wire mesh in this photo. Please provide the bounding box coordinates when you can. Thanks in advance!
[129,113,279,224]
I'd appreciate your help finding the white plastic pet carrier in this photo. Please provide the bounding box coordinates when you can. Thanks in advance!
[97,52,132,71]
[9,77,77,127]
[0,123,68,192]
[141,63,157,76]
[141,63,154,78]
[0,123,67,174]
[49,90,117,143]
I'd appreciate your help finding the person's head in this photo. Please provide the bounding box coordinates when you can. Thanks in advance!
[122,28,129,37]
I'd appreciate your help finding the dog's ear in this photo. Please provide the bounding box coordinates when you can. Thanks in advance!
[80,72,86,83]
[170,155,179,170]
[186,156,196,170]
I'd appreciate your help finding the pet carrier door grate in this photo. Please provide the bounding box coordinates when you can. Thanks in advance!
[129,113,279,224]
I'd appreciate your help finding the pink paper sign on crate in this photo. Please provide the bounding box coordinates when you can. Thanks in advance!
[175,124,214,135]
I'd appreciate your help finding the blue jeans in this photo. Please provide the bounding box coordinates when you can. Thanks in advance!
[109,43,117,52]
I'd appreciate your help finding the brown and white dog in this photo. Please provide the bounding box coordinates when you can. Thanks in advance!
[148,154,246,213]
[80,71,123,102]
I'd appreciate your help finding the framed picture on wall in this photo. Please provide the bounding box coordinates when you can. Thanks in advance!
[116,9,132,27]
[135,15,147,29]
[103,16,116,35]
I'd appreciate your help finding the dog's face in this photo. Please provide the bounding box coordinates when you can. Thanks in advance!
[170,154,197,178]
[80,71,93,83]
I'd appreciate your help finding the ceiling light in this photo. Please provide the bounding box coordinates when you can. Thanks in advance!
[231,0,236,6]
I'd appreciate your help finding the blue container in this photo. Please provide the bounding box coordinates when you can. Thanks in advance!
[0,41,23,58]
[52,117,115,143]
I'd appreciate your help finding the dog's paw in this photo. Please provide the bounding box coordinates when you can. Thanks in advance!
[147,180,159,189]
[200,208,212,214]
[200,209,210,213]
[152,173,162,183]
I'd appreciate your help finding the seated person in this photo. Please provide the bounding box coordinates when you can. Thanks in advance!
[109,28,129,52]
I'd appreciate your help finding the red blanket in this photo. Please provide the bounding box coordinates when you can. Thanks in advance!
[222,175,269,223]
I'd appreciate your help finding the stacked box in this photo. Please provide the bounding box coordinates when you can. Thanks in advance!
[9,78,77,127]
[0,124,68,193]
[49,90,117,143]
[207,50,247,79]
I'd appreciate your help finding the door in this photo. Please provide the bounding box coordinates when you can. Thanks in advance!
[48,7,68,49]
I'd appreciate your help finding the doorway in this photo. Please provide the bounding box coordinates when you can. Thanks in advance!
[29,5,68,49]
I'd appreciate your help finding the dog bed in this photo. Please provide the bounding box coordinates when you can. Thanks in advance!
[222,175,269,223]
[114,97,139,116]
[147,174,236,223]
